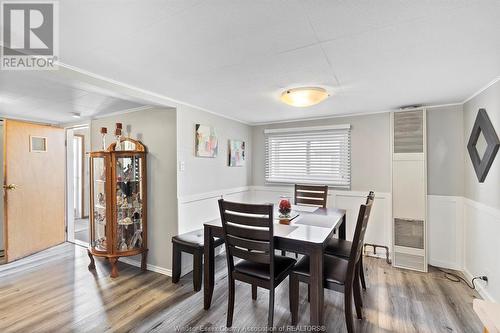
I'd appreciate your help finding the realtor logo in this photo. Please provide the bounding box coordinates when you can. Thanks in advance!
[1,1,58,70]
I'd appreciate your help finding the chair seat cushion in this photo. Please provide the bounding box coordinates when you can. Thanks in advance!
[325,238,353,258]
[172,229,224,248]
[292,254,349,285]
[234,255,296,281]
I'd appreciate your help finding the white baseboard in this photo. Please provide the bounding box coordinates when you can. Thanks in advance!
[463,268,494,302]
[119,257,172,277]
[428,259,462,271]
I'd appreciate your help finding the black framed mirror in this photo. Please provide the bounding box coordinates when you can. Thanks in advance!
[467,108,500,182]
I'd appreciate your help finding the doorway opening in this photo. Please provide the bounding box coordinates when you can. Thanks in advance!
[66,125,90,246]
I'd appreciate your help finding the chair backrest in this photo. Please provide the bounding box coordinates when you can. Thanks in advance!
[218,199,275,275]
[294,184,328,208]
[347,192,375,276]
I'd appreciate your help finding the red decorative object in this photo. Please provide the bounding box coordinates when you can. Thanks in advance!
[116,122,123,129]
[100,127,107,134]
[279,197,291,217]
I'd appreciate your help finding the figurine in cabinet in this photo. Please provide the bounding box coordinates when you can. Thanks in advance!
[87,137,148,278]
[98,193,105,206]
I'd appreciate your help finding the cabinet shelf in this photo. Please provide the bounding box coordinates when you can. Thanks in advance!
[88,137,148,278]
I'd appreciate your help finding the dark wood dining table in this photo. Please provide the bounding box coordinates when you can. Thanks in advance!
[203,206,346,326]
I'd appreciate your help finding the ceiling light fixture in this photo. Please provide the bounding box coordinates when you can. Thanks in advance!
[280,87,329,107]
[72,113,81,119]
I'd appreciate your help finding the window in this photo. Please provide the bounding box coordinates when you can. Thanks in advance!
[30,136,47,152]
[265,125,351,188]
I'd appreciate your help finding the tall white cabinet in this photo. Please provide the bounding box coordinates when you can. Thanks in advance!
[391,109,427,272]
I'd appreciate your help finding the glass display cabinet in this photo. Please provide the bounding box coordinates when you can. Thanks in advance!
[88,138,147,278]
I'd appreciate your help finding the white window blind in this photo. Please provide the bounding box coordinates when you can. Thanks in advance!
[265,125,351,188]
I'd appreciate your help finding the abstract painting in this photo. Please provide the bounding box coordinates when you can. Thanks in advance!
[195,124,218,157]
[228,140,245,167]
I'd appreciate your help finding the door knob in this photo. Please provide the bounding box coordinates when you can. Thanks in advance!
[3,184,18,190]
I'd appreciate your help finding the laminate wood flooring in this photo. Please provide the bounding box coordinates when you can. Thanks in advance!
[0,243,483,333]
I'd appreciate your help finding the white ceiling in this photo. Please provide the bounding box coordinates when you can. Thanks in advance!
[4,1,500,124]
[0,70,150,123]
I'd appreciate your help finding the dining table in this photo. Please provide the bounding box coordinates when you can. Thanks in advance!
[203,200,346,326]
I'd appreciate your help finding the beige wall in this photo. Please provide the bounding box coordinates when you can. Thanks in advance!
[177,104,252,197]
[426,105,464,196]
[462,80,500,302]
[251,112,392,192]
[90,108,177,270]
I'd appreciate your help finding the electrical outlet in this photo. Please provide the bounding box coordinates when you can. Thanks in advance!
[482,270,491,285]
[179,161,185,172]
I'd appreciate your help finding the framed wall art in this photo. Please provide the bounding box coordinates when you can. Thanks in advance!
[228,140,245,167]
[195,124,218,157]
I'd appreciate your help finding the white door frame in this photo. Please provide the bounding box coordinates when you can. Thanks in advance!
[65,123,90,247]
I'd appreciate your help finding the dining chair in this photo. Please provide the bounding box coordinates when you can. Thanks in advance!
[294,184,328,207]
[289,197,373,333]
[325,191,374,290]
[282,184,329,256]
[218,199,297,329]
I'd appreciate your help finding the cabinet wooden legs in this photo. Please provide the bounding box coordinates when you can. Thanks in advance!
[87,250,147,278]
[109,257,119,278]
[87,250,96,270]
[141,250,148,272]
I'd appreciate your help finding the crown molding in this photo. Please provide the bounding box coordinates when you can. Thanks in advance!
[90,105,155,120]
[0,114,54,125]
[2,56,496,126]
[250,108,393,126]
[462,76,500,104]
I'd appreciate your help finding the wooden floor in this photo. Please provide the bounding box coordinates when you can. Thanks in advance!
[0,243,482,333]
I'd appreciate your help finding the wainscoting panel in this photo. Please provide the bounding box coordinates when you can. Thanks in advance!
[250,187,392,258]
[463,198,500,302]
[427,195,464,270]
[177,187,249,275]
[331,191,392,257]
[177,186,250,234]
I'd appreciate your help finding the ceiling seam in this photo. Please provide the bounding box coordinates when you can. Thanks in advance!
[56,61,252,126]
[299,1,341,89]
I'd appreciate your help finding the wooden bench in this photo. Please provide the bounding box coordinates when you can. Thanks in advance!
[172,229,224,291]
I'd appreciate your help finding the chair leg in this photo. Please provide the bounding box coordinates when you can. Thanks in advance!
[281,250,286,256]
[268,289,275,329]
[353,267,363,319]
[359,255,367,290]
[289,274,299,325]
[227,277,235,327]
[252,285,257,300]
[344,283,354,333]
[172,243,181,284]
[193,251,202,292]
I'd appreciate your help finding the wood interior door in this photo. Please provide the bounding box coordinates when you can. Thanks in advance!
[4,119,65,262]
